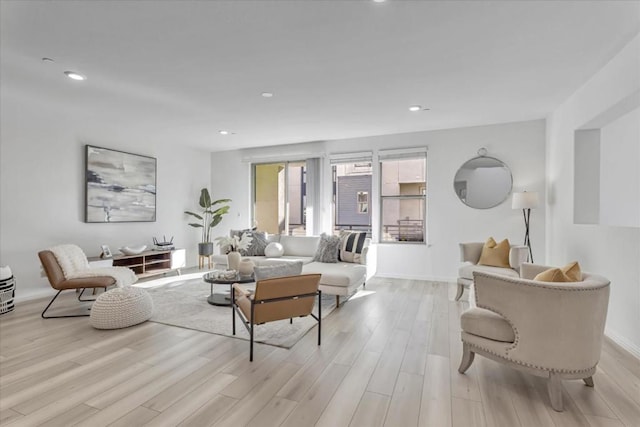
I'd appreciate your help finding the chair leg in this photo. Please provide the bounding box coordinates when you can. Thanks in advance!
[231,290,236,335]
[250,322,254,362]
[583,376,594,387]
[455,283,464,301]
[77,288,99,302]
[335,295,340,307]
[290,318,293,324]
[318,290,322,346]
[42,290,91,319]
[458,342,475,373]
[548,372,564,412]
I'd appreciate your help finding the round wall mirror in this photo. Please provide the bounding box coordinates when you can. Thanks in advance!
[453,156,512,209]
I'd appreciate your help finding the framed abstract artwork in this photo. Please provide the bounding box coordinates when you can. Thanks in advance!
[85,145,157,223]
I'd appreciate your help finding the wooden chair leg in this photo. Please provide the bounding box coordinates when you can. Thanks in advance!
[458,342,475,373]
[548,372,564,411]
[335,295,340,307]
[455,283,464,301]
[583,376,594,387]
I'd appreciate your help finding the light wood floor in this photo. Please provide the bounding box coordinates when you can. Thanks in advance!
[1,277,639,427]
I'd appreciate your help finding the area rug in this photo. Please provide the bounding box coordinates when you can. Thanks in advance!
[141,276,337,349]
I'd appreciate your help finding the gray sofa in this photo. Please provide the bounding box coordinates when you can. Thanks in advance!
[212,235,376,304]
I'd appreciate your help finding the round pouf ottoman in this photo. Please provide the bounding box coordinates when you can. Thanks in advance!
[90,287,154,329]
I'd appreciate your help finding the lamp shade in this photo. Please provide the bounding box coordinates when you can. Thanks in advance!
[512,191,539,209]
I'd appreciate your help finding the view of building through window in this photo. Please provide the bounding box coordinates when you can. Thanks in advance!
[333,162,372,236]
[380,158,426,242]
[253,161,306,236]
[254,156,425,242]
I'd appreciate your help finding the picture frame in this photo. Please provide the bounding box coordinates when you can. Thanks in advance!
[85,145,157,223]
[100,245,112,258]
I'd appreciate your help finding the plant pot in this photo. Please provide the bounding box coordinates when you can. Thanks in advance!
[227,251,241,271]
[198,242,214,256]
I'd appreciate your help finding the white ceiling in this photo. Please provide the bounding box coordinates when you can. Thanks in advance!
[1,0,639,152]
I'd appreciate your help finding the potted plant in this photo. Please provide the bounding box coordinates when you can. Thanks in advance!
[185,188,231,256]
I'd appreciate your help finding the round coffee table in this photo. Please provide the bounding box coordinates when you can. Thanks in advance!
[203,272,254,306]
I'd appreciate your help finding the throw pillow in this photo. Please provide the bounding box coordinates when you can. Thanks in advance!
[562,261,582,282]
[231,229,268,256]
[338,231,367,263]
[534,261,582,282]
[254,261,303,281]
[264,242,284,258]
[477,237,511,268]
[312,233,340,263]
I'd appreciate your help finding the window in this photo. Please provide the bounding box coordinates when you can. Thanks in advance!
[357,191,369,214]
[331,152,373,236]
[379,150,427,243]
[253,161,306,236]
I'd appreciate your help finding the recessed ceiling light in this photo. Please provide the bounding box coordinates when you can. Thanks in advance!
[261,92,274,98]
[409,105,422,112]
[64,71,86,81]
[373,0,387,3]
[219,130,230,135]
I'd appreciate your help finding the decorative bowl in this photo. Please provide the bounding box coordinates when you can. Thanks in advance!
[220,270,238,280]
[119,245,147,255]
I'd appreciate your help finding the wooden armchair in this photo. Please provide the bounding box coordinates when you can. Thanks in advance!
[38,250,115,318]
[231,273,322,361]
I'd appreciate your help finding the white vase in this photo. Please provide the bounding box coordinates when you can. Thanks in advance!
[238,259,255,278]
[227,251,241,271]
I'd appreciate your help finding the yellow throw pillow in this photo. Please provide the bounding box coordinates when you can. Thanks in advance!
[534,261,582,282]
[562,261,582,281]
[477,237,511,268]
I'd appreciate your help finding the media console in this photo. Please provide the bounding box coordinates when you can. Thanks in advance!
[88,248,186,278]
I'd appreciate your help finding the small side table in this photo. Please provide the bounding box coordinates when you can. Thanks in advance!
[203,272,254,306]
[198,255,212,269]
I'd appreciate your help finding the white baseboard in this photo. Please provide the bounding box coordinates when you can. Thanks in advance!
[605,329,640,359]
[374,273,456,283]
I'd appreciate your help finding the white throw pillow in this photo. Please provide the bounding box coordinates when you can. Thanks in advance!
[264,242,284,258]
[254,261,303,281]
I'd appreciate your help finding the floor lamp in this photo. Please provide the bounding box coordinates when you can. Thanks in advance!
[512,191,539,263]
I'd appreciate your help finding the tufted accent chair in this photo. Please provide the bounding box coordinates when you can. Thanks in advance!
[458,263,610,412]
[456,242,528,301]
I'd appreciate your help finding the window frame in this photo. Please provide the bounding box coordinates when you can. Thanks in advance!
[378,152,427,245]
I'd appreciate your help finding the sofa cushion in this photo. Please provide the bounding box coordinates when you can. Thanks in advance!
[254,261,303,281]
[461,307,515,343]
[280,235,320,257]
[458,263,519,281]
[312,233,340,263]
[478,237,511,268]
[303,262,366,288]
[261,256,314,266]
[231,230,268,256]
[338,231,367,263]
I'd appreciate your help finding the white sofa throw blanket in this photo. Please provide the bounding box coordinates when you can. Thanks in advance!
[50,244,137,287]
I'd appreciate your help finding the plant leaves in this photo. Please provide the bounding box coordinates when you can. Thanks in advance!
[199,188,212,208]
[212,206,230,216]
[211,198,232,205]
[184,211,203,220]
[188,223,204,228]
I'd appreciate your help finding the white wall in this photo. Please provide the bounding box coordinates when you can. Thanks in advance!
[600,107,640,227]
[210,120,546,281]
[546,34,640,356]
[0,103,211,301]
